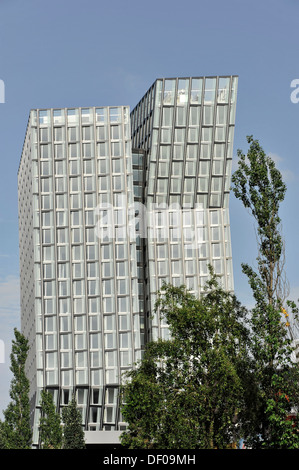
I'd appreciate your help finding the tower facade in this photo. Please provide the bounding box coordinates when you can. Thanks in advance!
[18,76,238,447]
[18,106,142,446]
[131,76,237,342]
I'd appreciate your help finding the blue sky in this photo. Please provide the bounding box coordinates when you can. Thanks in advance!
[0,0,299,415]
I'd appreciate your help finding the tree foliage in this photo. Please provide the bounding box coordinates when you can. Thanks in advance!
[231,135,287,306]
[0,328,32,449]
[62,395,86,449]
[120,271,251,449]
[120,136,299,450]
[39,390,63,449]
[231,136,299,448]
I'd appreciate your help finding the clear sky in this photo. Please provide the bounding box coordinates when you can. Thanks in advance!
[0,0,299,416]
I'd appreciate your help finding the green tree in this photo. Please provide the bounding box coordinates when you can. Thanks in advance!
[231,135,299,448]
[120,271,251,449]
[62,395,86,449]
[0,328,32,449]
[39,390,63,449]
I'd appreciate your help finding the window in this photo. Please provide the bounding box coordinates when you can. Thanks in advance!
[57,246,68,261]
[43,264,54,279]
[59,281,68,296]
[69,159,80,175]
[82,126,92,141]
[55,176,66,192]
[41,177,52,193]
[71,211,82,226]
[58,263,69,279]
[86,245,96,261]
[71,194,81,210]
[42,228,52,243]
[86,228,95,243]
[103,279,113,296]
[83,143,92,158]
[56,194,67,209]
[105,333,116,349]
[110,125,121,140]
[97,126,107,141]
[84,176,94,191]
[72,245,83,261]
[54,144,64,159]
[97,142,108,157]
[84,160,94,175]
[176,106,186,126]
[88,280,98,295]
[55,160,66,175]
[41,161,50,176]
[42,212,53,227]
[40,144,51,159]
[40,128,49,142]
[54,127,63,142]
[44,281,54,297]
[68,127,78,142]
[70,177,80,192]
[87,262,97,278]
[111,142,121,157]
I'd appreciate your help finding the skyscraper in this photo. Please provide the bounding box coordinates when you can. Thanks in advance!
[17,76,238,447]
[131,76,237,343]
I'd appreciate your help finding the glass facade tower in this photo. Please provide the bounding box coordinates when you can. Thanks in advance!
[131,76,238,342]
[18,76,238,447]
[18,106,141,446]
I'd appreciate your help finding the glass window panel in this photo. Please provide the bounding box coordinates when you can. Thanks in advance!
[40,127,49,142]
[69,159,80,175]
[198,177,208,192]
[162,107,173,127]
[188,127,199,142]
[189,106,200,126]
[41,161,50,176]
[54,144,64,159]
[111,142,122,157]
[177,78,189,104]
[176,106,186,126]
[97,142,109,157]
[83,143,92,158]
[54,127,63,142]
[160,128,171,143]
[163,79,175,105]
[218,78,230,103]
[204,78,216,103]
[40,144,51,159]
[213,159,224,175]
[214,143,225,158]
[174,128,185,143]
[200,143,211,159]
[216,105,227,125]
[191,78,202,104]
[203,106,213,126]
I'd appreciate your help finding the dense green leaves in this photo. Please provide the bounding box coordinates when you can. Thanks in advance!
[39,390,63,449]
[120,136,299,450]
[0,329,31,449]
[62,395,86,449]
[231,136,299,448]
[120,272,251,449]
[231,135,287,305]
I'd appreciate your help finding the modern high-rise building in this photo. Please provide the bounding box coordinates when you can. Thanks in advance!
[131,76,237,343]
[17,76,238,447]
